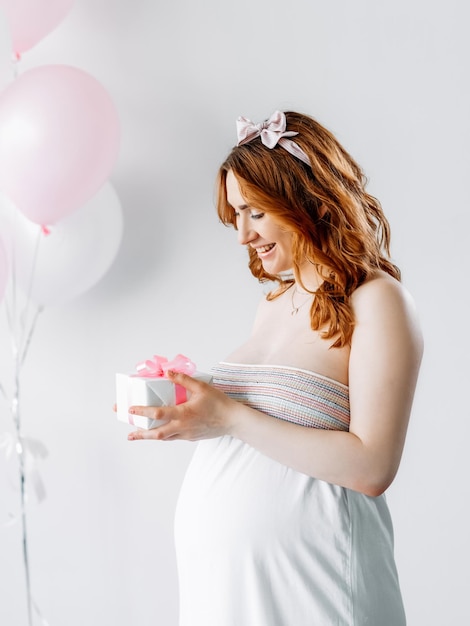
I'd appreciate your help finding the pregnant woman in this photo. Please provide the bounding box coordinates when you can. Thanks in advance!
[128,110,423,626]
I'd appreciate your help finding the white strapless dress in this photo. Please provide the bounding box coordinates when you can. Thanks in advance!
[174,362,406,626]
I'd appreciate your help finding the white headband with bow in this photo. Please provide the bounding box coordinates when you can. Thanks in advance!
[236,110,310,166]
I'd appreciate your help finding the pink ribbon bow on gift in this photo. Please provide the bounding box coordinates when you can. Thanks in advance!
[134,354,197,406]
[236,110,310,166]
[135,354,196,378]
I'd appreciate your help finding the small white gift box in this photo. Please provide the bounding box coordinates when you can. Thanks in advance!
[116,354,212,430]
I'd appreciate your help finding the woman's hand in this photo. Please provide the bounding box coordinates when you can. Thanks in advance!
[126,370,237,442]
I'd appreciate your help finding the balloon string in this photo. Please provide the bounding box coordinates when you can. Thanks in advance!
[4,32,50,626]
[0,432,17,527]
[2,62,50,624]
[33,597,51,626]
[19,227,43,364]
[4,212,44,370]
[0,63,39,626]
[21,305,43,367]
[8,207,18,352]
[2,208,44,625]
[0,379,7,402]
[3,281,15,357]
[12,349,33,626]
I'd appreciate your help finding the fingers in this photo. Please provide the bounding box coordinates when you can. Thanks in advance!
[126,394,185,442]
[128,429,147,441]
[128,404,176,422]
[128,422,180,441]
[128,428,160,441]
[166,369,203,392]
[125,371,211,443]
[127,402,182,441]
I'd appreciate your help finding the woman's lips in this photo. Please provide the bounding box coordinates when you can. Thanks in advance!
[255,243,276,257]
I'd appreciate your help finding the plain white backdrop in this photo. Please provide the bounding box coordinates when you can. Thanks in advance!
[0,1,468,624]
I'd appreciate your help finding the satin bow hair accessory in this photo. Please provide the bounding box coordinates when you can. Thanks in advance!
[236,110,310,166]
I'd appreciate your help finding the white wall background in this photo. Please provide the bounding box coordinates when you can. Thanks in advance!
[0,0,468,624]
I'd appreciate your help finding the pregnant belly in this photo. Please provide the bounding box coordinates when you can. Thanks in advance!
[175,436,351,562]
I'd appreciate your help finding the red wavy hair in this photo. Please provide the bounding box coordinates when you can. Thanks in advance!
[216,111,400,347]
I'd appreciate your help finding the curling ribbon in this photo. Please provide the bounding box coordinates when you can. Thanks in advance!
[0,432,17,527]
[1,432,50,624]
[0,431,48,505]
[134,354,197,404]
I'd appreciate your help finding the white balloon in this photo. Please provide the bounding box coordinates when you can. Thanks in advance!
[0,182,123,306]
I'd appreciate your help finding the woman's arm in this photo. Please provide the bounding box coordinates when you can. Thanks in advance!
[230,277,423,495]
[128,277,423,496]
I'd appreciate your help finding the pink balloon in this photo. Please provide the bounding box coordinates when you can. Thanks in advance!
[0,234,8,303]
[0,65,120,226]
[0,0,74,55]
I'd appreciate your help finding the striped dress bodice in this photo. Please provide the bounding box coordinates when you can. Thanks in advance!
[212,361,350,431]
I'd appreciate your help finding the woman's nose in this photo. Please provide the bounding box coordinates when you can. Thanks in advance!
[237,220,257,246]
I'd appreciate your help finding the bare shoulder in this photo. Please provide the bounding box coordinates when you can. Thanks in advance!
[353,271,416,318]
[351,271,423,352]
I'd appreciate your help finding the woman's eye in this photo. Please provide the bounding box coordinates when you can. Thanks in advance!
[251,212,265,220]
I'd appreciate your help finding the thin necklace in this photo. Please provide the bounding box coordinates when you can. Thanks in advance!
[290,284,312,316]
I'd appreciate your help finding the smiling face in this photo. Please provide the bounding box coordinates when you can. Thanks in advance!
[225,170,295,275]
